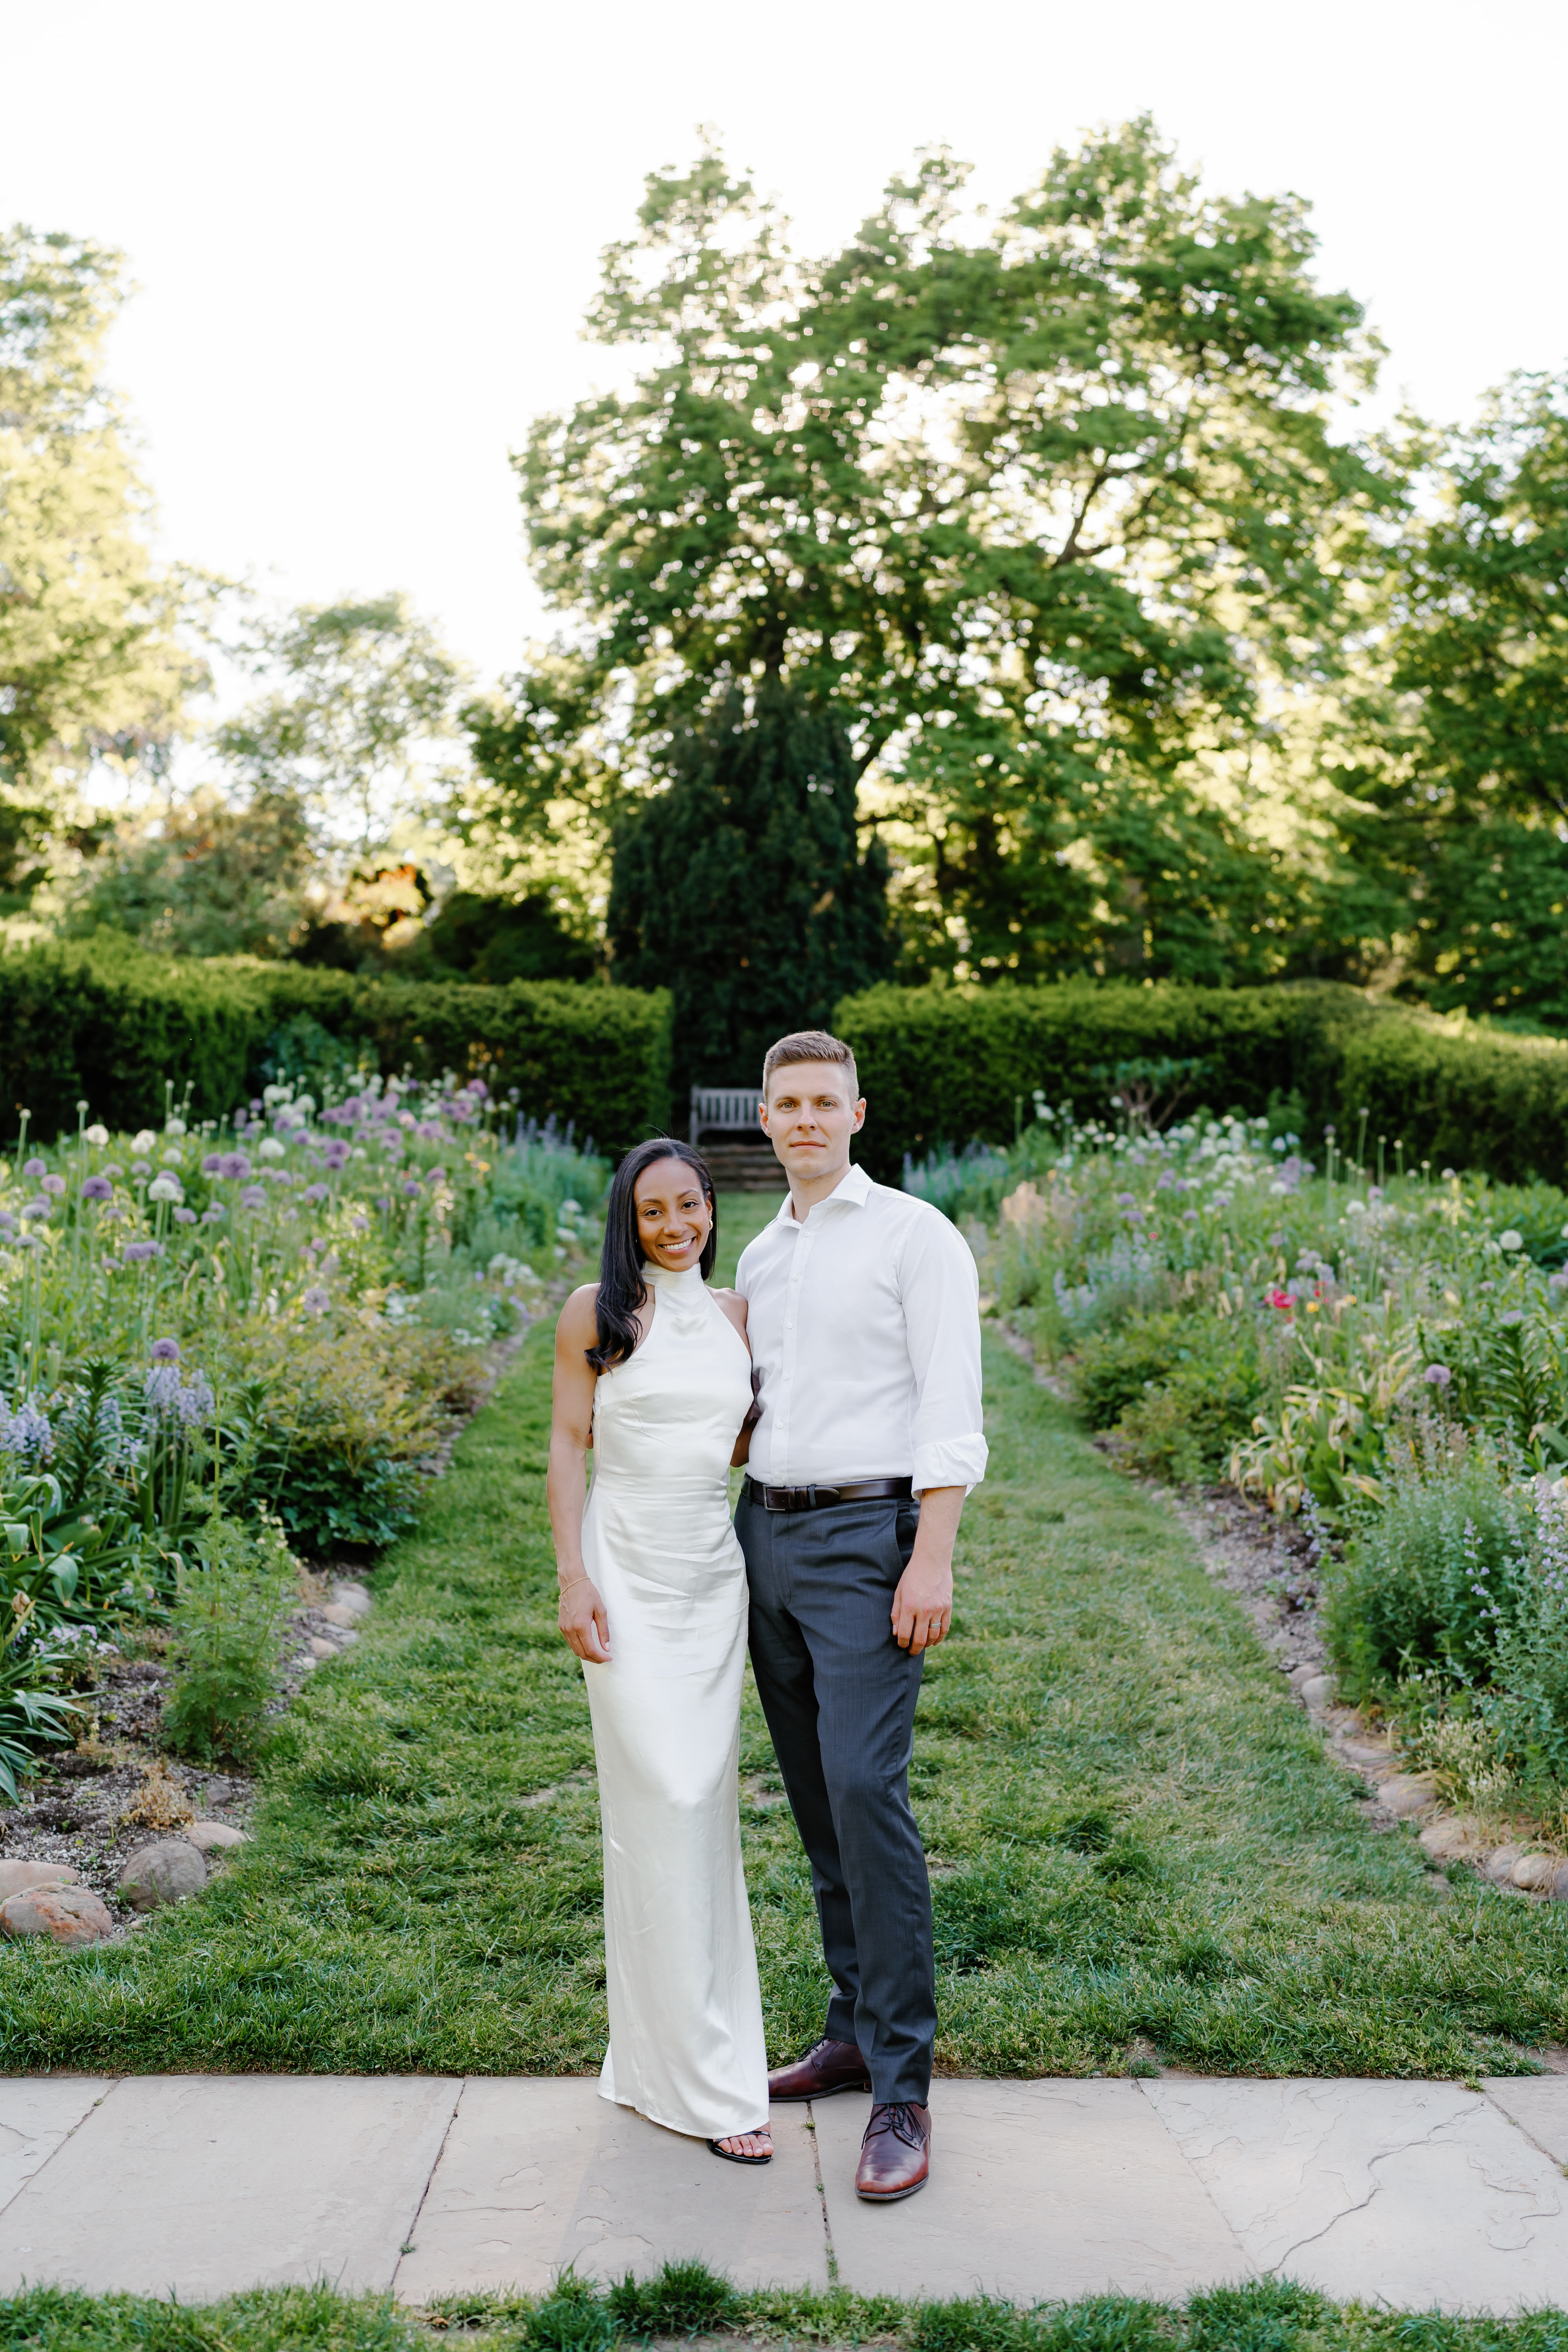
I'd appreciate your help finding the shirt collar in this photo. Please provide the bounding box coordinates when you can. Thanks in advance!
[774,1161,872,1227]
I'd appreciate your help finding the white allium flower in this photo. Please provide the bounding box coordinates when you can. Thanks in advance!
[258,1138,287,1162]
[1499,1229,1524,1252]
[131,1130,156,1155]
[147,1174,183,1204]
[85,1124,109,1147]
[164,1116,187,1138]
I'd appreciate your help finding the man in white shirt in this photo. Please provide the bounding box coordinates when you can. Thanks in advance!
[735,1029,987,2203]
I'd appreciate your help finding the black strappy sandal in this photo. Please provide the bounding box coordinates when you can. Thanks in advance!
[707,2132,773,2165]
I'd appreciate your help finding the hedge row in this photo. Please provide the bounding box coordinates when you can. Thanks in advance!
[10,949,1568,1185]
[0,943,672,1157]
[834,980,1568,1187]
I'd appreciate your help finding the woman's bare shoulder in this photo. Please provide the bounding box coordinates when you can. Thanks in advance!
[711,1287,750,1333]
[556,1283,600,1341]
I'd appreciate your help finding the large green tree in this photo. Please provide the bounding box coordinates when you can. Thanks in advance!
[0,227,199,916]
[473,119,1392,979]
[217,594,466,856]
[1330,372,1568,1022]
[608,686,893,1096]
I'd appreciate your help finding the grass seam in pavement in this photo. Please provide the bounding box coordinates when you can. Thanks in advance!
[9,2268,1568,2350]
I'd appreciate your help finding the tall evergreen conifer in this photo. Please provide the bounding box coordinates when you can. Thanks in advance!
[608,686,893,1103]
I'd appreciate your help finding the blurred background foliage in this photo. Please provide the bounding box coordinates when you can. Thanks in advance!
[5,120,1568,1071]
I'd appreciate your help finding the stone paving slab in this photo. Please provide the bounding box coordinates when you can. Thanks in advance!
[815,2080,1250,2302]
[0,2074,460,2299]
[1484,2076,1568,2168]
[395,2081,827,2300]
[3,2073,1568,2309]
[0,2078,111,2216]
[1147,2078,1568,2312]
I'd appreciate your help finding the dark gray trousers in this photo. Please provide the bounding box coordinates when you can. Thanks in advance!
[737,1487,935,2106]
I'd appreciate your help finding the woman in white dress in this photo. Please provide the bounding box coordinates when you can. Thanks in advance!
[546,1140,771,2164]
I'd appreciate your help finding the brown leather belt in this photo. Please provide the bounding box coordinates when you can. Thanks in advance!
[744,1476,914,1514]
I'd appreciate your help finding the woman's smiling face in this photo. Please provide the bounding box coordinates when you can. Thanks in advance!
[633,1157,712,1272]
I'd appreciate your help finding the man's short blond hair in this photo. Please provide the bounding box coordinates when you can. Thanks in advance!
[762,1029,859,1098]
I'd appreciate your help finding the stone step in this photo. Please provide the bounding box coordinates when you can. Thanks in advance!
[699,1145,786,1191]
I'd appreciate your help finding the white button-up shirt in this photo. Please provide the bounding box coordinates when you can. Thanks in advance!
[735,1163,987,1494]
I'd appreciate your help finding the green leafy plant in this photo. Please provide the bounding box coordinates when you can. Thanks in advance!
[161,1509,300,1764]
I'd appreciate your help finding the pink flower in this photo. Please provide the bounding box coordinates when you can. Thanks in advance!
[1266,1288,1294,1310]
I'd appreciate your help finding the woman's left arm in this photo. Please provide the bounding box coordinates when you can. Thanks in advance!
[715,1290,758,1467]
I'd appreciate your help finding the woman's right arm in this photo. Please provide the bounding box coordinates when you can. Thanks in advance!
[547,1286,611,1663]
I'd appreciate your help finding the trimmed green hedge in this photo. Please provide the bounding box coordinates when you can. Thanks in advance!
[0,942,671,1156]
[835,979,1568,1187]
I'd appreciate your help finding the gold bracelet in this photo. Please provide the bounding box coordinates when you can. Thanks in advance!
[558,1576,591,1597]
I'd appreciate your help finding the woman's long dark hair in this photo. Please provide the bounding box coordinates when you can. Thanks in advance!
[587,1138,718,1372]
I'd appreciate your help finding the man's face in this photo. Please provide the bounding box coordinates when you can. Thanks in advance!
[759,1060,866,1179]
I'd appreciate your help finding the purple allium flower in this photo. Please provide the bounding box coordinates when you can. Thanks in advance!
[402,1178,422,1197]
[173,1205,198,1225]
[0,1212,13,1234]
[301,1183,330,1204]
[322,1143,350,1171]
[200,1153,223,1175]
[151,1337,181,1362]
[201,1205,225,1224]
[219,1152,252,1181]
[103,1162,123,1179]
[0,1398,53,1461]
[80,1175,113,1202]
[238,1185,267,1210]
[375,1196,391,1214]
[40,1172,65,1197]
[349,1212,369,1234]
[20,1198,51,1221]
[1423,1364,1453,1388]
[21,1157,45,1180]
[302,1285,330,1315]
[123,1240,162,1263]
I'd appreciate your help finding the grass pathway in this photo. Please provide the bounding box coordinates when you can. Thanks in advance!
[4,1197,1566,2075]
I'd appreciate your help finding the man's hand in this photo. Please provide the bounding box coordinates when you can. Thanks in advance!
[891,1486,965,1655]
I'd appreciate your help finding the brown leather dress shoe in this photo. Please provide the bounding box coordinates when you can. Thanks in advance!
[855,2102,931,2201]
[767,2036,872,2102]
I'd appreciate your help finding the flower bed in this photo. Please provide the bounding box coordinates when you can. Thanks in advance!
[910,1103,1568,1824]
[0,1077,607,1793]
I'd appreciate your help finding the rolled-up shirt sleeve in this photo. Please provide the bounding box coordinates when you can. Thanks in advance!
[898,1210,989,1493]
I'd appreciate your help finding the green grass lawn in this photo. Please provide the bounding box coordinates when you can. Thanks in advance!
[3,1193,1567,2076]
[11,2268,1568,2352]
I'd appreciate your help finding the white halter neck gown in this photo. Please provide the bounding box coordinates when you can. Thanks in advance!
[581,1261,769,2138]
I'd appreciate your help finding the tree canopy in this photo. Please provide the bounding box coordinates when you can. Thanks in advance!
[0,227,200,916]
[608,685,893,1094]
[474,118,1394,980]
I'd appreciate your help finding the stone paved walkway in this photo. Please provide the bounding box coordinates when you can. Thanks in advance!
[2,2074,1568,2312]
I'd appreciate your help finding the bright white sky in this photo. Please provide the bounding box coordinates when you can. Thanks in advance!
[4,0,1564,689]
